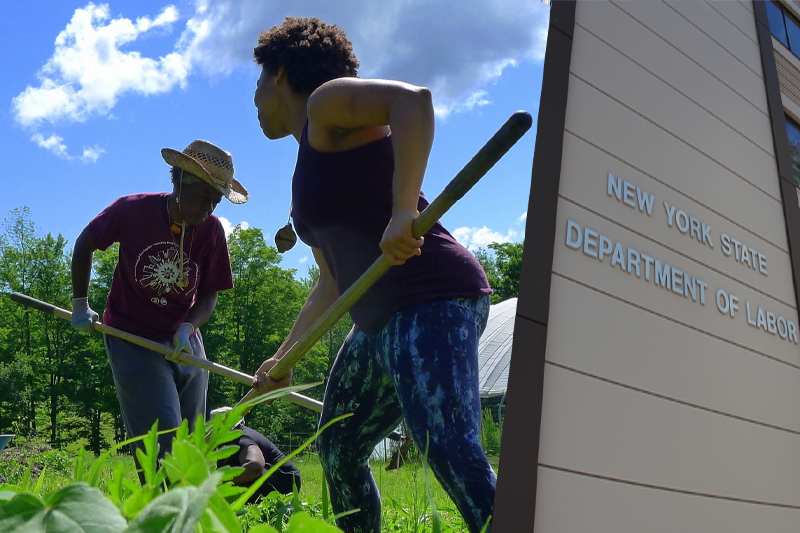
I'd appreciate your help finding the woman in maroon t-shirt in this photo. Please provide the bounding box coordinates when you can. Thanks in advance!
[250,18,495,533]
[70,140,247,480]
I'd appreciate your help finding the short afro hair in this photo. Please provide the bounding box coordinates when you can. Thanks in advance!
[254,17,359,95]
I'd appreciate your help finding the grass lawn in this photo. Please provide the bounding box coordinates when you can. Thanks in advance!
[281,453,501,531]
[0,444,500,532]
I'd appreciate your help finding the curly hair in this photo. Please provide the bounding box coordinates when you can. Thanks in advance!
[253,17,360,94]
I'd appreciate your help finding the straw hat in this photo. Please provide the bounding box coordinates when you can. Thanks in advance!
[161,140,249,204]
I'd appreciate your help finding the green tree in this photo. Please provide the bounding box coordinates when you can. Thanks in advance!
[0,208,76,444]
[301,264,353,372]
[30,232,74,446]
[0,208,38,436]
[475,241,524,303]
[0,209,119,453]
[66,245,122,454]
[202,226,318,438]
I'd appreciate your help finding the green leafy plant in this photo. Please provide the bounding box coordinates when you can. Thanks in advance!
[479,409,501,456]
[0,383,351,533]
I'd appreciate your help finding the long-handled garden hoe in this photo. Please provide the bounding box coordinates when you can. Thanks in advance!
[8,292,323,413]
[236,110,533,414]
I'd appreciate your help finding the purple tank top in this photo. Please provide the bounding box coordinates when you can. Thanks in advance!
[291,123,491,333]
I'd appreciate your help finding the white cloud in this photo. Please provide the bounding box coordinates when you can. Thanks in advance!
[31,133,107,163]
[12,3,185,159]
[434,89,492,119]
[452,225,519,250]
[81,145,106,163]
[218,217,249,237]
[299,257,308,264]
[32,133,70,159]
[14,1,549,155]
[13,4,184,129]
[517,212,527,224]
[179,0,550,115]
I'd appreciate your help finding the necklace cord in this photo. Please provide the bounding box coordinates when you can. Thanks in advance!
[167,171,194,289]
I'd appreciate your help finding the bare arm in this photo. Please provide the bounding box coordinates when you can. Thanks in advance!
[183,291,218,330]
[71,225,98,298]
[307,78,434,265]
[230,444,266,486]
[253,248,339,393]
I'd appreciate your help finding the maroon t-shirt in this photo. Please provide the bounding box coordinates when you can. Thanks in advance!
[89,192,233,341]
[291,123,491,333]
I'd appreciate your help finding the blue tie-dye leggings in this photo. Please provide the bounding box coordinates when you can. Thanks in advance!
[317,295,495,533]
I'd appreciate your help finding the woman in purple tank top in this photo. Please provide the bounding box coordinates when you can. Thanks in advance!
[251,17,495,533]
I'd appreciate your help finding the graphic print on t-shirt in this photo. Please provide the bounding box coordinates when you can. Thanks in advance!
[133,240,198,306]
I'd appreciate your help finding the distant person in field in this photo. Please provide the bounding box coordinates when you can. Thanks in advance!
[70,140,248,479]
[211,407,301,501]
[249,17,495,533]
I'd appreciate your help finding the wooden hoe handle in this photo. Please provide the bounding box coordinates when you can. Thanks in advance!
[8,291,323,413]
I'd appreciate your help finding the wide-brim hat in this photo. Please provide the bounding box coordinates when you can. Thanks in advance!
[161,140,249,204]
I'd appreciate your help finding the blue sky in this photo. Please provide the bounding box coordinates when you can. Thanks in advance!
[1,0,549,278]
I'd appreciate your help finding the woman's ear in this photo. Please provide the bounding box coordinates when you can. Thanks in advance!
[275,66,287,87]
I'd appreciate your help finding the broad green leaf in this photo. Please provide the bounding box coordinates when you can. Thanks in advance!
[206,444,239,464]
[0,485,23,504]
[285,512,343,533]
[173,419,190,444]
[248,526,279,533]
[216,480,246,499]
[121,486,162,521]
[160,440,209,486]
[0,484,126,533]
[106,462,126,508]
[125,471,222,533]
[0,493,44,531]
[86,427,173,488]
[136,421,168,487]
[217,465,245,483]
[197,492,241,533]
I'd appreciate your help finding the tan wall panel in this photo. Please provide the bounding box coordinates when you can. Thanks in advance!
[668,1,761,71]
[704,1,757,37]
[564,75,782,204]
[537,364,800,504]
[558,132,793,301]
[532,1,800,528]
[546,274,800,432]
[610,1,767,107]
[575,1,771,151]
[552,200,800,364]
[533,467,800,533]
[570,26,776,200]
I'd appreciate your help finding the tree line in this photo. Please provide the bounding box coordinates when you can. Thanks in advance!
[0,207,522,455]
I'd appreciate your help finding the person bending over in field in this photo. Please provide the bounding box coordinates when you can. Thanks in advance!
[250,17,495,533]
[211,407,301,502]
[71,140,248,481]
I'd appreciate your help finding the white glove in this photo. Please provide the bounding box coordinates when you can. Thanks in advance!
[71,297,99,333]
[170,322,195,363]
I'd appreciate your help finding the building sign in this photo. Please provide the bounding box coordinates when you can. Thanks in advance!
[563,173,797,343]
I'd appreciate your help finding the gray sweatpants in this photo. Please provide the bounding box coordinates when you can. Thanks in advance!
[103,332,208,465]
